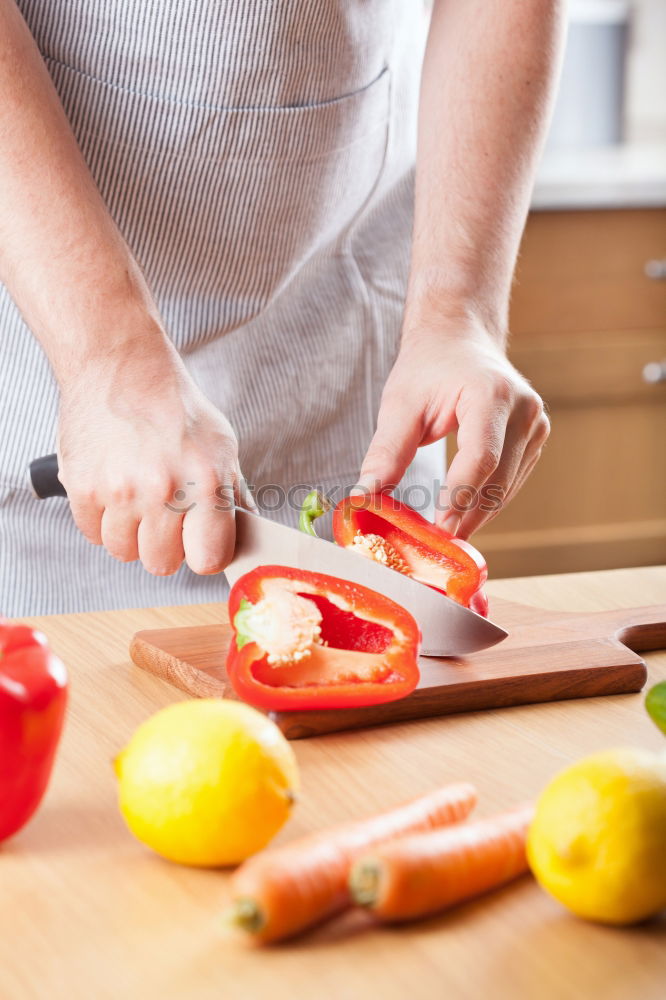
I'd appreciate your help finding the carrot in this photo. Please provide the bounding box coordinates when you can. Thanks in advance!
[226,782,477,943]
[349,802,534,922]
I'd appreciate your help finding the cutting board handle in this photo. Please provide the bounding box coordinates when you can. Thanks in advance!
[592,604,666,653]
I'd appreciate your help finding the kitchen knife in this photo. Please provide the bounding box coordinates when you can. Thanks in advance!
[29,454,508,656]
[29,453,67,498]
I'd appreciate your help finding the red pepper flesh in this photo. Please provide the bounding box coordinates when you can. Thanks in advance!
[332,495,488,613]
[0,620,68,842]
[226,566,421,711]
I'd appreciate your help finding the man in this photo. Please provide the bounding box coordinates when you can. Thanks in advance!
[0,1,558,615]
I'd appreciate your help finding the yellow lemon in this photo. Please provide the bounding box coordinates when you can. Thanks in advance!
[527,747,666,925]
[115,699,299,867]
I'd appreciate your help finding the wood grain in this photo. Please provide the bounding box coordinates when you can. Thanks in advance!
[129,595,664,738]
[3,567,666,1000]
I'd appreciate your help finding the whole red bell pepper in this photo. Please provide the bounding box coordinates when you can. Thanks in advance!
[226,566,421,711]
[330,494,488,615]
[0,621,68,842]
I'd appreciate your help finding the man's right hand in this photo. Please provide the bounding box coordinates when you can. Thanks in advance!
[0,3,249,577]
[57,335,246,577]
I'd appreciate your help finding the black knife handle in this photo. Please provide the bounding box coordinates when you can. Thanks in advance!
[29,454,67,499]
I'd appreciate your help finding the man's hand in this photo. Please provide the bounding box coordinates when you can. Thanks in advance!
[0,2,251,576]
[358,0,563,538]
[357,318,550,539]
[57,337,247,576]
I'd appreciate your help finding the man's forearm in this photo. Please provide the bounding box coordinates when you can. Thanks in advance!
[405,0,565,343]
[0,0,169,383]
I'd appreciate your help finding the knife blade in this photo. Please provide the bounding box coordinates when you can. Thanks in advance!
[225,509,507,657]
[28,454,507,656]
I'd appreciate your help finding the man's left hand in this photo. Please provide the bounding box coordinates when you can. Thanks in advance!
[357,318,550,539]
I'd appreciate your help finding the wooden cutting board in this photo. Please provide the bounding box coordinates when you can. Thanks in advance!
[129,596,666,739]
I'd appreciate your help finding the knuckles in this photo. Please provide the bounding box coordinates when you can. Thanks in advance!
[141,473,177,505]
[519,391,544,427]
[472,447,502,478]
[185,453,239,501]
[513,386,550,442]
[536,411,551,444]
[107,483,138,506]
[487,374,546,432]
[67,483,101,509]
[489,374,517,407]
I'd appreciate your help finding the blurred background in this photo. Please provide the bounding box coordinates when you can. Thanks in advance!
[453,0,666,578]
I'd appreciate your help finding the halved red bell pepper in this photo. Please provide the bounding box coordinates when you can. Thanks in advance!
[0,620,68,842]
[330,494,488,615]
[226,566,421,711]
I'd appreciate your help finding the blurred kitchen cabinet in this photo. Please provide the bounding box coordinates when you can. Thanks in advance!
[474,208,666,577]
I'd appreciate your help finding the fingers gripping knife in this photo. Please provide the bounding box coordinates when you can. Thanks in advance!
[29,454,508,656]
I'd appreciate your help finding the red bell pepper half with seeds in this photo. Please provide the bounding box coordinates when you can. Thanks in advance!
[331,494,488,616]
[226,566,421,711]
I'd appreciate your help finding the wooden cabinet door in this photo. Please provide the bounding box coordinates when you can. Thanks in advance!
[468,209,666,578]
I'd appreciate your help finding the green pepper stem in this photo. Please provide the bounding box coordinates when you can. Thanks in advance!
[299,489,331,536]
[232,598,255,650]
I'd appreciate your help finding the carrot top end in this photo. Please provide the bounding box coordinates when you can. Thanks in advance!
[349,859,382,909]
[228,898,266,935]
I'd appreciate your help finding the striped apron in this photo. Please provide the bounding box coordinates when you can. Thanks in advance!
[0,1,440,616]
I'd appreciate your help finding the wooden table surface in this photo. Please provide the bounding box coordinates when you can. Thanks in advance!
[3,567,665,1000]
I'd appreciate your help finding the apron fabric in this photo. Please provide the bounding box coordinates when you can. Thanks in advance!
[0,1,440,616]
